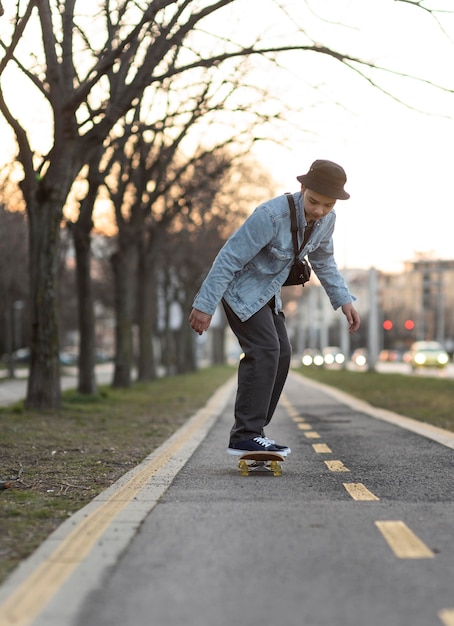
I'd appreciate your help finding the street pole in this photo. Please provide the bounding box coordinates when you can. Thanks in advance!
[368,267,380,372]
[339,313,350,368]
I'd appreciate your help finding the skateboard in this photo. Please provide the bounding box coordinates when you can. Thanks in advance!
[237,451,284,477]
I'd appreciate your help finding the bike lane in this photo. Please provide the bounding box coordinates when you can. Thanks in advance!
[0,372,453,626]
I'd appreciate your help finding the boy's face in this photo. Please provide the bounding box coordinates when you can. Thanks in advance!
[301,185,337,222]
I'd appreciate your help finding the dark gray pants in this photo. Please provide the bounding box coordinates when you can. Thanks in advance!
[222,299,292,445]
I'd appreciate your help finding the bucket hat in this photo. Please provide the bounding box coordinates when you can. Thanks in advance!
[297,159,350,200]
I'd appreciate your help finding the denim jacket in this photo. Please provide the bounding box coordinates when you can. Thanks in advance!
[193,191,356,322]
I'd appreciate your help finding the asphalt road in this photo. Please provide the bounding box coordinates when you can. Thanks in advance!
[0,373,453,626]
[0,365,114,406]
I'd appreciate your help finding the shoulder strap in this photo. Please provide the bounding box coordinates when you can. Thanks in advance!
[285,193,299,256]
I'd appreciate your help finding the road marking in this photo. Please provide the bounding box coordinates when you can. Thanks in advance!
[304,431,321,439]
[343,483,379,501]
[281,395,301,420]
[0,381,234,626]
[375,521,434,559]
[324,460,350,472]
[281,395,314,427]
[439,609,454,625]
[297,423,312,430]
[312,443,332,453]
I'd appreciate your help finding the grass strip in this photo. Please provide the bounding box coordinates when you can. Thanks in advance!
[294,366,454,432]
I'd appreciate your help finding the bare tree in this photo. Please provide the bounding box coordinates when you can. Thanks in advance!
[157,151,239,375]
[0,0,452,408]
[103,67,277,386]
[159,156,274,373]
[0,204,29,374]
[66,149,106,394]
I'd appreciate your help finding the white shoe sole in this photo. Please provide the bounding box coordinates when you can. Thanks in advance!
[227,447,290,457]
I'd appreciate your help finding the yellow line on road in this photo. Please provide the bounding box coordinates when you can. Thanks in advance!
[343,483,379,501]
[297,423,312,430]
[439,609,454,625]
[281,396,313,424]
[0,400,219,626]
[324,460,350,472]
[375,521,434,559]
[312,443,332,453]
[304,431,321,439]
[280,395,300,420]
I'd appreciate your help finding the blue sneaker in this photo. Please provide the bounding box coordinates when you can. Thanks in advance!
[227,436,289,457]
[262,437,291,455]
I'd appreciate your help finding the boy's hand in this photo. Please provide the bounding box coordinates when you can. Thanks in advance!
[189,308,212,335]
[341,303,361,334]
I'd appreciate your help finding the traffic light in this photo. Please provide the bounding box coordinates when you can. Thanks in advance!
[404,319,415,330]
[383,320,393,331]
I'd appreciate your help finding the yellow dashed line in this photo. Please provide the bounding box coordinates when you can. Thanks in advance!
[292,417,306,423]
[343,483,379,501]
[281,395,300,419]
[297,423,312,430]
[312,443,332,454]
[324,460,350,472]
[375,521,434,559]
[304,431,321,439]
[439,609,454,626]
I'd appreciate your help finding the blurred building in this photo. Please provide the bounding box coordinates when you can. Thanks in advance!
[379,257,454,352]
[284,257,454,359]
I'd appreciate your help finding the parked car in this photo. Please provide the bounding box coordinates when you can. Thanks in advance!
[13,347,30,363]
[60,349,78,366]
[322,346,345,367]
[379,349,403,362]
[351,348,368,367]
[301,349,324,367]
[409,341,449,370]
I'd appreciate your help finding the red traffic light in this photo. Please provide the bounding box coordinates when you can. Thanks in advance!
[383,320,393,331]
[404,319,415,330]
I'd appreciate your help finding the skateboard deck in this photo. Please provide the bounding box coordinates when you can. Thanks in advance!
[237,451,284,476]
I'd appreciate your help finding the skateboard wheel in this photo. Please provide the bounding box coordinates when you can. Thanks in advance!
[238,460,249,476]
[270,461,282,476]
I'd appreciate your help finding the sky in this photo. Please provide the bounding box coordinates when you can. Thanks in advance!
[237,0,454,272]
[1,0,453,273]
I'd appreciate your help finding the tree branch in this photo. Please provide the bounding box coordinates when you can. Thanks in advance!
[0,0,38,75]
[395,0,454,41]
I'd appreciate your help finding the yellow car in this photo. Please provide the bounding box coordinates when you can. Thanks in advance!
[409,341,449,370]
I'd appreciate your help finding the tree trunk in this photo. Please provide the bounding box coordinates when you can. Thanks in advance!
[175,293,198,373]
[3,307,14,379]
[25,198,62,410]
[136,244,157,381]
[211,326,226,365]
[176,322,197,373]
[73,221,98,395]
[111,242,137,387]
